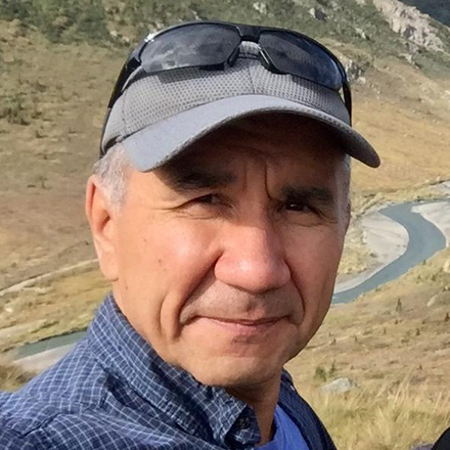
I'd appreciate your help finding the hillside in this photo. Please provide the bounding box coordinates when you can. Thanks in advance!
[1,0,450,60]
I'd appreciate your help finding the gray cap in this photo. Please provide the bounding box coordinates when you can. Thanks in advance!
[102,42,380,170]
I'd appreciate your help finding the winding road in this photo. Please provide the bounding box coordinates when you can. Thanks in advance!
[14,199,450,369]
[333,201,448,303]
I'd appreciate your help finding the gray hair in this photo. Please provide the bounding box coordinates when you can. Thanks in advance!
[92,143,352,209]
[92,143,130,207]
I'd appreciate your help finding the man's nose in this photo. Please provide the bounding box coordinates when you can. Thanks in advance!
[214,222,291,294]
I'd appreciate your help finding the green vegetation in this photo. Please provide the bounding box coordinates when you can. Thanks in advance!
[0,0,448,76]
[108,0,405,57]
[105,0,318,41]
[0,0,447,66]
[313,362,337,382]
[0,94,30,125]
[0,0,110,43]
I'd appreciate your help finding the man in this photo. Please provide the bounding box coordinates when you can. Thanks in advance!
[0,21,380,449]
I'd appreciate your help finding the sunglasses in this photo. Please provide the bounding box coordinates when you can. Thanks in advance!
[103,20,352,151]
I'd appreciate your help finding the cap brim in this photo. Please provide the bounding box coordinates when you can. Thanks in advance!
[121,94,380,171]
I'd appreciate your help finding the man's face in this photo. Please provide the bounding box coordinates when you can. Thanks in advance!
[89,115,350,389]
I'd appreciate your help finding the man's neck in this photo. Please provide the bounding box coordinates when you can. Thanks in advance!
[226,374,281,446]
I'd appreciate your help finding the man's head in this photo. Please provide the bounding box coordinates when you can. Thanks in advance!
[86,21,379,390]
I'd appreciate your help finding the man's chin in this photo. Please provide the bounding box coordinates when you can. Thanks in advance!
[183,355,284,390]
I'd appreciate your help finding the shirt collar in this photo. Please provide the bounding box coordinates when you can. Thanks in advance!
[87,294,261,447]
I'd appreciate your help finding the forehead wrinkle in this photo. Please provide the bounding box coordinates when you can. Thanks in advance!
[194,142,317,200]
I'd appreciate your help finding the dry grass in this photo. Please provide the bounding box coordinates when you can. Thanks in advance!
[0,248,448,449]
[287,247,450,449]
[0,358,35,392]
[351,58,450,197]
[0,267,108,353]
[300,380,450,450]
[0,20,124,291]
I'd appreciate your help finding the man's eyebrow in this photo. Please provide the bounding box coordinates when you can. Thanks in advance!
[281,185,335,207]
[159,165,237,192]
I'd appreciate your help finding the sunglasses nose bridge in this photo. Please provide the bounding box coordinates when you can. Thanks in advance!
[235,24,260,43]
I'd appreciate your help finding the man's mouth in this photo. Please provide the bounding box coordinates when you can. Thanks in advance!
[192,316,286,336]
[210,317,281,325]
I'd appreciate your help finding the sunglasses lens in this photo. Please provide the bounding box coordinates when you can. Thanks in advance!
[259,31,343,90]
[141,24,241,74]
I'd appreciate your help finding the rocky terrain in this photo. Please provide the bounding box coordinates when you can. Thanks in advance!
[401,0,450,27]
[374,0,446,52]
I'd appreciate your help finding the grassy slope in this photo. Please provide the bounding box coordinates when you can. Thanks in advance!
[1,0,449,289]
[287,246,450,449]
[0,20,126,291]
[0,268,108,353]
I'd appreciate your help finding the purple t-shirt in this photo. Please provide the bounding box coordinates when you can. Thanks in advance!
[260,406,310,449]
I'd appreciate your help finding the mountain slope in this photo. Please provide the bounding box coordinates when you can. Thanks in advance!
[400,0,450,27]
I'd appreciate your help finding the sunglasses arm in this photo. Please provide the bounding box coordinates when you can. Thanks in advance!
[343,82,352,125]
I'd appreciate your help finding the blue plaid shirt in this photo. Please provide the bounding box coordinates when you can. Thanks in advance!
[0,295,336,449]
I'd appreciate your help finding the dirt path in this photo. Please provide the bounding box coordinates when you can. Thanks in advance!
[0,259,98,300]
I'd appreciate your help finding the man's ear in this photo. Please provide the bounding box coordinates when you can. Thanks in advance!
[85,175,119,281]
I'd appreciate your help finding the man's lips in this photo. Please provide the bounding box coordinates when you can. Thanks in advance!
[206,317,282,325]
[189,316,286,335]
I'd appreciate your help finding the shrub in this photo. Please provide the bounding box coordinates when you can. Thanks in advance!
[0,0,110,43]
[0,94,30,125]
[314,365,328,382]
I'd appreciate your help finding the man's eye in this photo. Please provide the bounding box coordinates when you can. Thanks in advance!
[193,194,221,205]
[285,202,314,213]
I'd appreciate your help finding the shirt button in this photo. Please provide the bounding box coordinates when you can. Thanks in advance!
[237,417,252,429]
